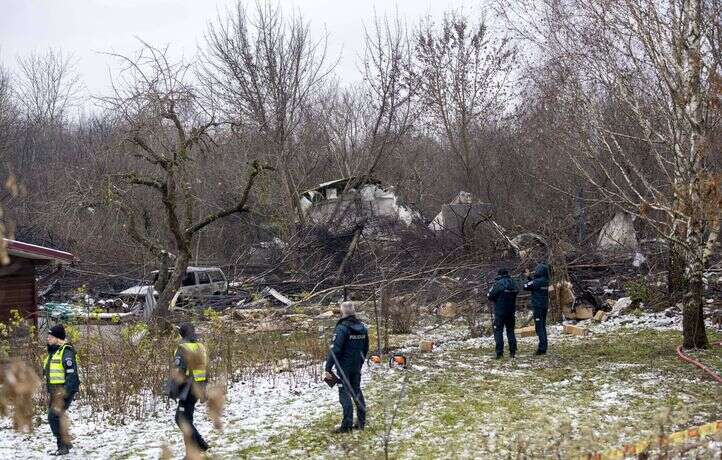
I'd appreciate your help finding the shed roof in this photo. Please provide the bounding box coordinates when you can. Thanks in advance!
[4,239,75,264]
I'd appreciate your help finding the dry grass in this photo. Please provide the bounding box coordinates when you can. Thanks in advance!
[0,310,325,425]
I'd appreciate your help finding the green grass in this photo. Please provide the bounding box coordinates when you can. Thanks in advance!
[231,329,722,459]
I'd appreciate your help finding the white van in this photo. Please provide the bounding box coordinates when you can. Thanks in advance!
[160,266,228,296]
[121,266,229,297]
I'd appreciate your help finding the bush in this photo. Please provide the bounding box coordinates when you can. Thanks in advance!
[624,277,668,311]
[384,297,418,334]
[0,310,36,361]
[1,315,324,424]
[624,278,651,304]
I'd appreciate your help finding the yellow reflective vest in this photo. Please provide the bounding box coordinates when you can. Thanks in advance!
[176,342,207,382]
[43,345,69,384]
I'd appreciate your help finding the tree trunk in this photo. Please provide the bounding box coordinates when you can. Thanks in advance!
[154,250,171,294]
[547,264,563,324]
[668,243,687,298]
[335,227,362,282]
[281,164,306,227]
[682,257,708,349]
[380,285,389,353]
[154,250,191,326]
[680,0,708,351]
[373,291,382,356]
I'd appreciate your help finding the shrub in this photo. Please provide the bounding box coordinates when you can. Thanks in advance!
[1,314,324,424]
[384,297,418,334]
[624,278,651,304]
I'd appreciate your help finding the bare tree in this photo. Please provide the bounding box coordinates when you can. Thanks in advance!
[0,63,17,150]
[99,42,272,323]
[316,13,418,281]
[323,14,417,183]
[202,0,332,227]
[14,48,81,125]
[500,0,721,348]
[0,62,20,264]
[412,11,516,199]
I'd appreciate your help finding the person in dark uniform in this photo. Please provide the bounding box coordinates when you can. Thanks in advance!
[524,263,550,355]
[173,323,209,455]
[487,268,519,359]
[43,324,79,456]
[324,302,369,433]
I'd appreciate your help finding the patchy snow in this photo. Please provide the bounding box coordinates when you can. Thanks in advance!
[594,383,645,407]
[0,368,337,459]
[590,311,684,332]
[1,310,717,459]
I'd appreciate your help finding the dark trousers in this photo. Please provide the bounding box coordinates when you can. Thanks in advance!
[493,312,517,356]
[533,307,548,353]
[175,394,208,452]
[48,392,74,448]
[338,370,365,429]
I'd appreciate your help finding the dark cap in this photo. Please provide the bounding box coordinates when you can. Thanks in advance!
[497,268,509,277]
[49,324,66,340]
[178,322,196,339]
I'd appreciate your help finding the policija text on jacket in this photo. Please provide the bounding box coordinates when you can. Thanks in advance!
[325,304,370,433]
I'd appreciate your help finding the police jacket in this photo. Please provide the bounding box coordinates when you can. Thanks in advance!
[43,343,80,396]
[524,263,550,310]
[174,337,208,400]
[325,315,369,373]
[487,274,519,315]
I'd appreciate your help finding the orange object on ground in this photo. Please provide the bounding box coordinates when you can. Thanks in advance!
[389,354,407,367]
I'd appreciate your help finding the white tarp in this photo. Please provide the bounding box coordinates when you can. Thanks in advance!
[120,285,157,296]
[597,212,639,252]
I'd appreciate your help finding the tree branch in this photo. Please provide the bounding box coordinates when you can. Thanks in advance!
[185,161,274,237]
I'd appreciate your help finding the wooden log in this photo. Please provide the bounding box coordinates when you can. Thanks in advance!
[438,302,457,318]
[419,340,434,352]
[563,324,588,336]
[515,325,537,337]
[575,304,594,320]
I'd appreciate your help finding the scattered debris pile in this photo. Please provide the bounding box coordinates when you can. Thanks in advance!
[299,177,419,238]
[429,191,491,235]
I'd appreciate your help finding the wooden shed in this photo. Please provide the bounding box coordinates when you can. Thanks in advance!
[0,239,74,322]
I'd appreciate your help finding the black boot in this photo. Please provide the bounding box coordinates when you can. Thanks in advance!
[534,350,546,356]
[49,446,70,456]
[333,426,353,434]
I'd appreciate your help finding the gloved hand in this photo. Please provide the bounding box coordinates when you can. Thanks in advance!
[323,371,338,387]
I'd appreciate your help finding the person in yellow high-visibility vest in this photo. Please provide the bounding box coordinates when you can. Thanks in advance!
[43,324,80,456]
[173,323,209,455]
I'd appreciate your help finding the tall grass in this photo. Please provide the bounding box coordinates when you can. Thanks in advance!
[0,310,325,424]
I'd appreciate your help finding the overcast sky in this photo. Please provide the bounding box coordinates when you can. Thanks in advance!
[1,0,485,104]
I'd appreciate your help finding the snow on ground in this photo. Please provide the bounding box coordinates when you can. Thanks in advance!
[0,369,338,459]
[1,311,719,459]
